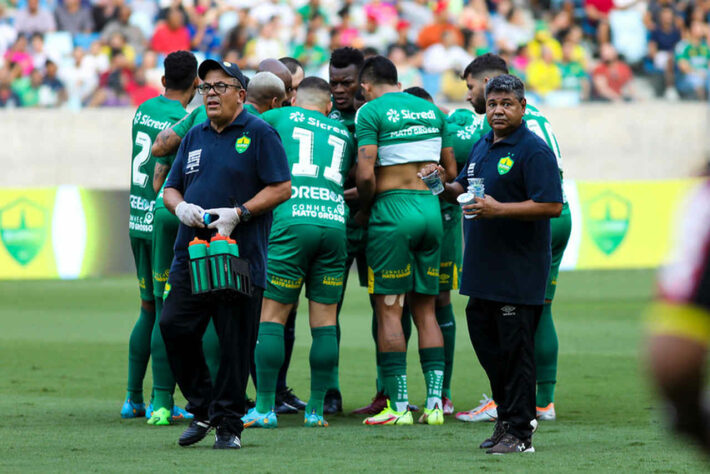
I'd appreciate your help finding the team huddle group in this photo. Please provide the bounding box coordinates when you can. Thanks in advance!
[122,46,571,452]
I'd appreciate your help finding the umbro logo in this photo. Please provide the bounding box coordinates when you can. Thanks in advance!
[501,305,516,316]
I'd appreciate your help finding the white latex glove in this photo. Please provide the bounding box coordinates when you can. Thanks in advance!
[205,207,240,236]
[175,201,205,228]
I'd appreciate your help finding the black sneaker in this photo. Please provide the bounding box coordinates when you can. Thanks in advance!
[178,419,212,447]
[277,387,306,411]
[486,433,535,454]
[323,389,343,414]
[213,427,241,450]
[479,421,506,449]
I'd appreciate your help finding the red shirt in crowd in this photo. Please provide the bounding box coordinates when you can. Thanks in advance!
[151,24,191,54]
[127,83,161,106]
[585,0,614,16]
[592,61,633,94]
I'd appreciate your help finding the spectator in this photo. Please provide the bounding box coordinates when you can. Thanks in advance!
[4,35,34,75]
[675,21,710,100]
[141,50,162,90]
[39,58,66,106]
[491,2,533,53]
[125,66,159,106]
[647,6,681,97]
[12,67,43,106]
[389,20,418,57]
[244,17,286,69]
[527,22,562,61]
[0,66,21,107]
[645,0,684,31]
[150,7,190,55]
[360,13,396,53]
[92,0,121,34]
[458,0,489,32]
[84,40,110,76]
[55,0,94,34]
[292,28,328,69]
[30,33,50,71]
[221,23,251,66]
[421,29,472,74]
[592,43,634,101]
[188,3,221,54]
[0,4,17,55]
[88,50,132,106]
[417,2,464,50]
[526,44,562,98]
[401,0,434,35]
[584,0,612,44]
[15,0,56,36]
[101,5,146,56]
[388,44,421,89]
[559,40,590,100]
[102,31,135,65]
[60,46,99,106]
[297,0,328,24]
[563,26,591,68]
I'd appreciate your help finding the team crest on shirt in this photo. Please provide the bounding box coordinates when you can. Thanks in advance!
[497,156,514,175]
[235,135,251,153]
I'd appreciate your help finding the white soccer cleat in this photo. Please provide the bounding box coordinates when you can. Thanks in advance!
[536,403,556,421]
[455,394,497,422]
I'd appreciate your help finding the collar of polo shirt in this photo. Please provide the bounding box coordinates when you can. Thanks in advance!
[201,107,251,131]
[485,119,527,146]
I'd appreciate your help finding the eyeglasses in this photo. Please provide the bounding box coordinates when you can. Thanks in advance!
[197,82,242,95]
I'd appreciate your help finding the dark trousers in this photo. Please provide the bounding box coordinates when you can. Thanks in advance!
[466,298,542,440]
[160,273,262,435]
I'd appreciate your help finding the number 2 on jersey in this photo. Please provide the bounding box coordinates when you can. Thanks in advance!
[291,127,345,185]
[132,131,152,188]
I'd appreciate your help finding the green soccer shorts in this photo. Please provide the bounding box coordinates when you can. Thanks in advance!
[151,206,179,301]
[265,223,348,305]
[346,216,368,287]
[439,202,462,292]
[366,190,443,296]
[545,202,572,301]
[130,236,154,301]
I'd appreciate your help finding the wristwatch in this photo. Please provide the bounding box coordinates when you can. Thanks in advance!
[237,204,252,223]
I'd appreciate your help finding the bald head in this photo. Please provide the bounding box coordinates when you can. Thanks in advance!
[247,71,286,113]
[257,58,292,92]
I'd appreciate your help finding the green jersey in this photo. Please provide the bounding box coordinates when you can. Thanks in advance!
[446,109,484,168]
[130,95,187,239]
[355,92,451,167]
[173,105,207,138]
[328,106,356,137]
[676,40,710,70]
[261,106,356,230]
[244,103,260,116]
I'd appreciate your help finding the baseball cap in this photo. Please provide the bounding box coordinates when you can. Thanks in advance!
[198,59,248,88]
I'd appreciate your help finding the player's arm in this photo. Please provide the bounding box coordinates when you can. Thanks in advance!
[153,161,170,193]
[355,144,377,226]
[152,127,182,157]
[419,163,465,204]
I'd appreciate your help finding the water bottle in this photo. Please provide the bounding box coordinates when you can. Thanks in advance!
[188,238,210,293]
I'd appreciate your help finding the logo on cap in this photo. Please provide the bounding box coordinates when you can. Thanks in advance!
[224,61,232,67]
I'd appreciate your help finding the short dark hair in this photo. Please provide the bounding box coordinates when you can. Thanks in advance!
[484,74,525,101]
[359,56,398,86]
[403,86,432,102]
[462,53,508,80]
[362,47,379,58]
[298,76,331,94]
[330,47,364,69]
[164,50,197,91]
[279,56,303,75]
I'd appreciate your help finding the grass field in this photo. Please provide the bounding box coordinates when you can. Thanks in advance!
[0,269,707,472]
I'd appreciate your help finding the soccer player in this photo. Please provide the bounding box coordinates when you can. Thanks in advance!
[647,178,710,454]
[241,77,356,428]
[122,50,199,420]
[355,56,456,425]
[454,54,572,424]
[258,58,294,105]
[279,57,305,91]
[244,71,286,116]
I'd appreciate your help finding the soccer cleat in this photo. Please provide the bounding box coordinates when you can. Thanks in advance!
[417,405,444,425]
[455,394,497,422]
[363,401,413,426]
[536,403,556,421]
[323,389,343,414]
[241,407,278,429]
[213,427,241,449]
[147,407,172,426]
[480,421,507,449]
[171,405,194,421]
[120,398,146,418]
[304,410,329,427]
[276,387,306,413]
[486,433,535,454]
[352,391,388,415]
[144,403,153,419]
[178,419,212,447]
[442,396,454,415]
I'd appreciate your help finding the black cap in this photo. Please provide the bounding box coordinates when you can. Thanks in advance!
[198,59,248,88]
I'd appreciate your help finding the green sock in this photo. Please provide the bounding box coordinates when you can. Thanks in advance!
[535,303,558,407]
[127,305,155,402]
[307,326,338,416]
[202,319,220,385]
[332,316,341,392]
[436,304,456,399]
[255,322,284,414]
[380,352,408,412]
[372,311,384,393]
[419,347,445,410]
[150,297,175,410]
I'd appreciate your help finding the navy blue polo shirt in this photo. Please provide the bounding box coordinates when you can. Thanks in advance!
[165,108,291,289]
[455,120,563,305]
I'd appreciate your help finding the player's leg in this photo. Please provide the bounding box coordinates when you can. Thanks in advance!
[122,237,155,418]
[303,226,347,425]
[274,305,305,414]
[412,195,445,425]
[243,225,307,428]
[535,203,571,420]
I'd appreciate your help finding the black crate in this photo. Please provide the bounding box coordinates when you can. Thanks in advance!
[188,254,252,297]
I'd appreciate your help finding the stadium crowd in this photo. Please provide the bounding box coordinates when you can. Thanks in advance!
[2,0,710,108]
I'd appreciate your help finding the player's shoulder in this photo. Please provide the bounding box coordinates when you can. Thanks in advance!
[446,108,476,126]
[520,124,555,158]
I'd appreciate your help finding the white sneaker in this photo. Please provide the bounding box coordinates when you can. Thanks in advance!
[455,394,497,422]
[536,403,556,421]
